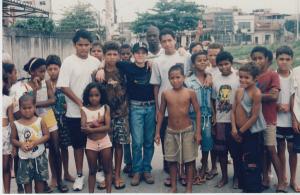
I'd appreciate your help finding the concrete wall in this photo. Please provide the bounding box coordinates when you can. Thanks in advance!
[2,27,75,77]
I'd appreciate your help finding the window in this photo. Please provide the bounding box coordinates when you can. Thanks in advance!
[40,1,46,5]
[238,22,251,30]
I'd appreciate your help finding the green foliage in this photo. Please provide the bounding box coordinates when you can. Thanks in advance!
[131,0,204,33]
[59,3,98,31]
[13,18,55,33]
[285,20,300,33]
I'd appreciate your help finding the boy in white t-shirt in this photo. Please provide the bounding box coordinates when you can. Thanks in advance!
[56,29,101,191]
[275,46,300,192]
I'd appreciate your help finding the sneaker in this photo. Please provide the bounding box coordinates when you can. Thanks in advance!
[131,173,141,186]
[73,176,85,191]
[96,171,105,183]
[143,172,154,184]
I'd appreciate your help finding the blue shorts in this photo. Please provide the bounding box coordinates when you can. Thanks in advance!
[192,117,213,152]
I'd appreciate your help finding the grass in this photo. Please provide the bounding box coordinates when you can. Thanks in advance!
[226,41,300,68]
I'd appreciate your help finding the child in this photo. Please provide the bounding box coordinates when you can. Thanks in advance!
[2,63,17,193]
[231,63,266,192]
[120,43,132,62]
[189,42,203,54]
[11,94,50,193]
[291,65,300,155]
[212,51,239,188]
[96,41,130,190]
[81,82,112,193]
[91,41,104,62]
[155,64,201,193]
[120,43,134,177]
[251,46,286,192]
[23,57,68,192]
[185,51,215,184]
[45,55,75,184]
[275,46,300,192]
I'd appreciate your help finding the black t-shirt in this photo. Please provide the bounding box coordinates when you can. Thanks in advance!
[117,61,154,101]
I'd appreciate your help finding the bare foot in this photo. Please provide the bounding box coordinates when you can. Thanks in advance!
[185,189,192,193]
[64,174,75,182]
[276,182,287,192]
[215,178,228,188]
[168,188,177,193]
[50,178,57,188]
[290,182,300,192]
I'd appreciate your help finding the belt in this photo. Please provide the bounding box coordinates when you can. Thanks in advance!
[130,100,155,106]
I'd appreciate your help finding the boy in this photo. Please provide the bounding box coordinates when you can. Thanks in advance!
[185,51,215,183]
[276,46,300,192]
[212,51,239,188]
[57,29,101,191]
[250,46,286,192]
[231,63,266,192]
[96,41,130,190]
[155,64,201,193]
[120,44,132,62]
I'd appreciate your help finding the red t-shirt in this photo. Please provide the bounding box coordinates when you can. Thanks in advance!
[257,70,280,125]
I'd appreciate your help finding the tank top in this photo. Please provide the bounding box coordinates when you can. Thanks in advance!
[14,117,45,159]
[82,106,105,124]
[241,89,266,133]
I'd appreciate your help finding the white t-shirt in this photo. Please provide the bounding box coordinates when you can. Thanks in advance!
[277,72,293,127]
[206,66,220,76]
[212,72,239,123]
[57,54,100,118]
[10,81,29,113]
[150,51,189,116]
[291,67,300,122]
[2,95,13,119]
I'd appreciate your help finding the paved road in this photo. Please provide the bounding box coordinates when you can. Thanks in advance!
[10,145,300,193]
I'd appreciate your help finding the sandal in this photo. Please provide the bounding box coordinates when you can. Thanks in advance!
[164,177,171,187]
[97,180,106,190]
[114,178,126,190]
[57,184,69,193]
[206,170,218,180]
[193,175,206,185]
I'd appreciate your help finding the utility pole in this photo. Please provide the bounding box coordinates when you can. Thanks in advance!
[297,0,299,40]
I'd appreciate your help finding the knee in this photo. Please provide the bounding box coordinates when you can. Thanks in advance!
[287,143,295,154]
[89,168,97,176]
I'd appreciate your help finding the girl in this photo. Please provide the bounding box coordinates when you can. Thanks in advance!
[11,94,50,193]
[45,55,75,185]
[2,63,17,193]
[91,42,104,62]
[22,57,68,192]
[81,82,113,193]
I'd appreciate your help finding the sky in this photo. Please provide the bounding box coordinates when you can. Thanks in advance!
[51,0,300,22]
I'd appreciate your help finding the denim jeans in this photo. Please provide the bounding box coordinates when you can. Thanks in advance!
[129,102,156,173]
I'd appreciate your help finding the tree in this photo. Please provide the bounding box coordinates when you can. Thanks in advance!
[285,20,300,33]
[59,3,99,31]
[131,0,204,34]
[13,18,55,33]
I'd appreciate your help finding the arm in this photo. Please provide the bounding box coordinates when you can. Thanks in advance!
[61,87,83,108]
[36,80,56,108]
[239,90,262,133]
[194,20,203,42]
[190,91,202,145]
[261,87,279,102]
[231,91,238,133]
[291,94,300,133]
[83,106,112,133]
[154,92,167,145]
[154,85,160,120]
[80,108,88,131]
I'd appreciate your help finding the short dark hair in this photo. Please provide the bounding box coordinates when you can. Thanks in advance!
[3,63,15,95]
[250,46,268,58]
[103,41,120,54]
[168,63,184,76]
[191,51,207,64]
[276,45,294,59]
[46,55,61,68]
[120,43,131,50]
[23,57,46,73]
[266,49,273,65]
[216,51,233,65]
[159,28,176,41]
[239,63,260,79]
[82,82,107,106]
[91,41,103,50]
[72,29,93,44]
[19,93,36,107]
[208,43,224,52]
[189,42,203,53]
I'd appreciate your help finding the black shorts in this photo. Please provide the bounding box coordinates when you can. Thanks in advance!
[276,127,294,142]
[66,117,87,149]
[213,123,232,154]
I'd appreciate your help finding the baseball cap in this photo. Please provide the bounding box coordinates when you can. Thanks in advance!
[132,42,148,53]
